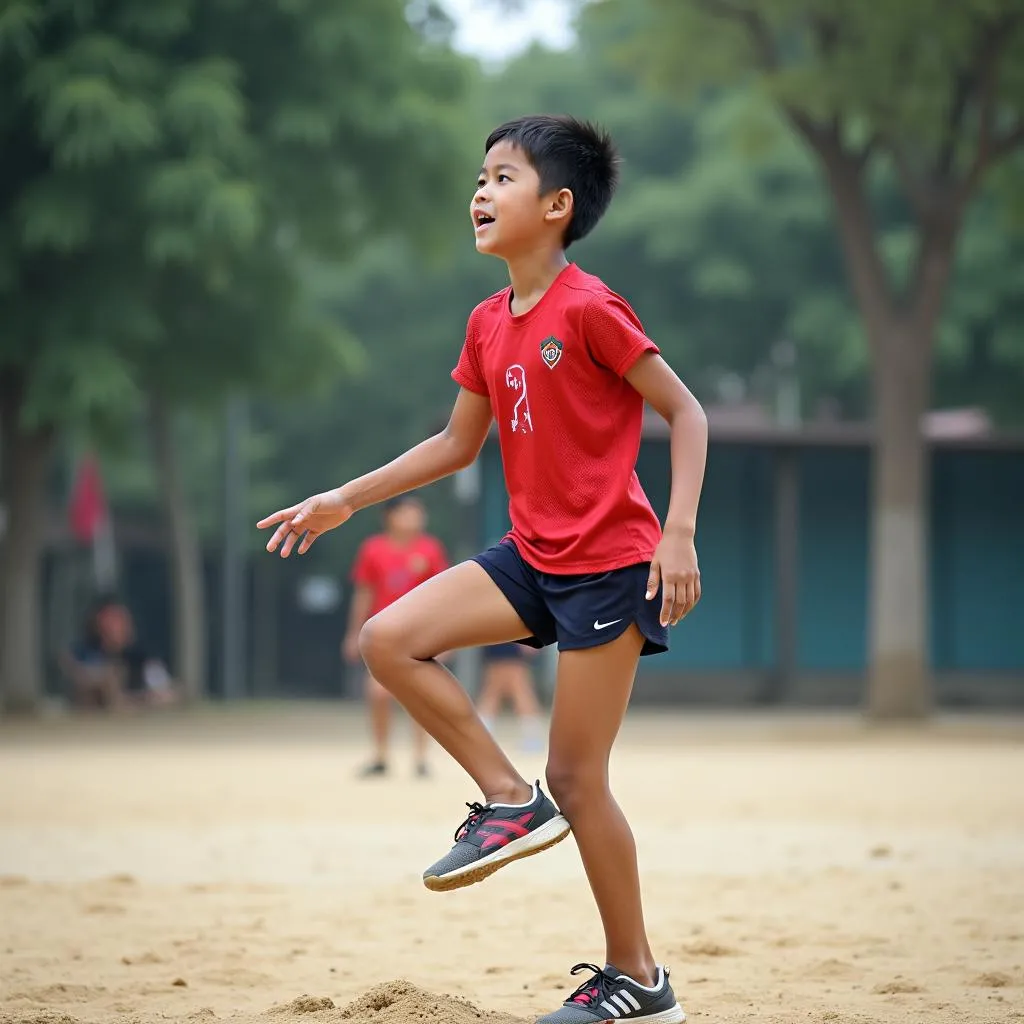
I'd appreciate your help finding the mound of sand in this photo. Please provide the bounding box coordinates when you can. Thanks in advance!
[267,982,530,1024]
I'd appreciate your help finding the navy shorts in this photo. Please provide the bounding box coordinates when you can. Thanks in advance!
[482,642,526,663]
[472,540,669,657]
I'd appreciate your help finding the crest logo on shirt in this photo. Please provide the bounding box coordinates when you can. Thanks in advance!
[540,336,563,369]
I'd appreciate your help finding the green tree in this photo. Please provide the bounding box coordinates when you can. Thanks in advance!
[0,0,469,711]
[605,0,1024,717]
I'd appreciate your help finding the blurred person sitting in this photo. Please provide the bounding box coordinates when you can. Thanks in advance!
[60,594,179,710]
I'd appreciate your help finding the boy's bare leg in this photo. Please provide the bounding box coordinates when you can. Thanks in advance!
[359,561,533,805]
[546,626,656,986]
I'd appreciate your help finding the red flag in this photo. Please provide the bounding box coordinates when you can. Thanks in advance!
[68,454,108,543]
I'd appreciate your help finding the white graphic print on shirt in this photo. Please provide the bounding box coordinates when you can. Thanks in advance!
[504,363,533,434]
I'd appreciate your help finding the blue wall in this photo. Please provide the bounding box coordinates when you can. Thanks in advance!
[479,439,1024,676]
[797,449,870,671]
[931,451,1024,671]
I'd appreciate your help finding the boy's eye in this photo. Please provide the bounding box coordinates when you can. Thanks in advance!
[476,174,510,188]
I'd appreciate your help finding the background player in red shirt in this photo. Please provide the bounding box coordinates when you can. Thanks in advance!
[260,115,707,1024]
[476,643,544,753]
[343,494,448,779]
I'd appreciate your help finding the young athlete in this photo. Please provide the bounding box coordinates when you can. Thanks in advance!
[259,114,707,1024]
[477,643,544,752]
[342,494,448,778]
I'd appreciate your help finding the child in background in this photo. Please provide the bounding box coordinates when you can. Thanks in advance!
[477,643,544,752]
[342,494,448,778]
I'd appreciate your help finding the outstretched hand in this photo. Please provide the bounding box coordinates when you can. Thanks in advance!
[646,529,701,627]
[257,489,354,557]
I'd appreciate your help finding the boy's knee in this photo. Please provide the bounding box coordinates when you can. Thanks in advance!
[545,761,599,814]
[357,613,402,675]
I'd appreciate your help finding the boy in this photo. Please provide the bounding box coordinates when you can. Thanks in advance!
[259,115,706,1024]
[342,494,448,778]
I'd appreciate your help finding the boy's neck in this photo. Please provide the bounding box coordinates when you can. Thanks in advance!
[505,249,570,317]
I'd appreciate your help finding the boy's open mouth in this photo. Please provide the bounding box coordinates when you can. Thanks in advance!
[474,211,495,227]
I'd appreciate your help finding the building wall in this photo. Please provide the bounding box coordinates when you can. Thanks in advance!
[932,450,1024,672]
[478,439,1024,704]
[44,441,1022,706]
[797,448,869,671]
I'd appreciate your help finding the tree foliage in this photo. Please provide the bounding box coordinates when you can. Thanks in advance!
[0,0,471,426]
[0,0,472,708]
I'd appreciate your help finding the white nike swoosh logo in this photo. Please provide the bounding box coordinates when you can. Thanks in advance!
[593,618,623,630]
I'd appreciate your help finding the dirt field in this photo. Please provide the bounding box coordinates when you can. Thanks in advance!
[1,704,1022,1024]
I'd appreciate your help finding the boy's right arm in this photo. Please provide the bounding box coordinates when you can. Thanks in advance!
[258,387,493,557]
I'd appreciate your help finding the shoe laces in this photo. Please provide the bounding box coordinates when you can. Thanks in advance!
[566,963,618,1008]
[454,801,493,841]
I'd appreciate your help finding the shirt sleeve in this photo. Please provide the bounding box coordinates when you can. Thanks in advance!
[451,308,489,396]
[582,292,660,377]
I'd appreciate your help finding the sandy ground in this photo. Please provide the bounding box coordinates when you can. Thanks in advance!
[1,704,1023,1024]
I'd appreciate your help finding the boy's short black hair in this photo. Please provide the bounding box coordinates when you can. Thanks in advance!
[484,114,620,247]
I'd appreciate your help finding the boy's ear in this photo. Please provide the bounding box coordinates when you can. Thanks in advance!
[544,187,573,227]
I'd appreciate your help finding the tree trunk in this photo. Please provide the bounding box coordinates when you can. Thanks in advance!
[150,394,206,702]
[809,144,956,721]
[0,380,55,714]
[865,329,932,719]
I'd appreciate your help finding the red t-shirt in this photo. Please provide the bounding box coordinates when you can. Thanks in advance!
[452,263,662,574]
[351,533,448,617]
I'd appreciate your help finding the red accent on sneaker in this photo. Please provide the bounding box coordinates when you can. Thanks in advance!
[573,986,600,1005]
[476,812,535,851]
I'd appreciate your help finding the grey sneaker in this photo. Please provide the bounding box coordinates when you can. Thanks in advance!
[535,963,685,1023]
[422,780,570,892]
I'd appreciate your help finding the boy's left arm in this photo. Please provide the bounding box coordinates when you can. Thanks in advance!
[625,353,708,627]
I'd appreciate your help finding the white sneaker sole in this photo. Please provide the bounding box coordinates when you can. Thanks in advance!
[538,1000,685,1023]
[630,1004,686,1023]
[423,813,571,892]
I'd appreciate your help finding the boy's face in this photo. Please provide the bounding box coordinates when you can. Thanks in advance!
[472,140,570,257]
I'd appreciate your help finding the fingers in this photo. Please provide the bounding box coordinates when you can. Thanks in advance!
[266,525,312,557]
[256,505,299,530]
[673,575,703,625]
[659,582,676,627]
[261,501,315,556]
[685,579,698,621]
[279,527,303,558]
[672,579,695,626]
[658,573,703,626]
[265,521,293,553]
[645,561,661,602]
